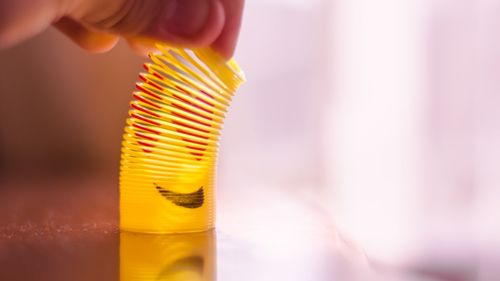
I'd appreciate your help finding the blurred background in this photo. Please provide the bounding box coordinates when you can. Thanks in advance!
[1,0,500,280]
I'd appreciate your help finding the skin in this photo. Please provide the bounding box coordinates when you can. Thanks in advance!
[0,0,244,59]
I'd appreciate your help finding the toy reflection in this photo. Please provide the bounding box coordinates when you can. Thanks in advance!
[120,230,215,281]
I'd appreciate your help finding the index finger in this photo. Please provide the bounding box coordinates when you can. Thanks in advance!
[211,0,244,59]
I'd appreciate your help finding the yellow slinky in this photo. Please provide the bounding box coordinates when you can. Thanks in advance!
[119,46,245,233]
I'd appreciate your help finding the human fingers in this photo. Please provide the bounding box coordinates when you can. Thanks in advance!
[67,0,226,55]
[53,17,119,53]
[211,0,244,58]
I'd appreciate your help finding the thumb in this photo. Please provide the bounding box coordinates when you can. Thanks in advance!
[67,0,225,52]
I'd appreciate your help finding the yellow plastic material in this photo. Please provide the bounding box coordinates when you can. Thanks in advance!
[120,230,215,281]
[119,45,245,233]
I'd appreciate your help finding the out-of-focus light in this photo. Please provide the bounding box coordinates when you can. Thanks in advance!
[324,0,428,264]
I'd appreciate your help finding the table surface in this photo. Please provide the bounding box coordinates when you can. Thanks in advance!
[0,176,451,281]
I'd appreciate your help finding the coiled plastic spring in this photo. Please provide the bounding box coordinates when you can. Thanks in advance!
[120,46,245,233]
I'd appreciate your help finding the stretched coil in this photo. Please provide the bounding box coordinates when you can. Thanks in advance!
[120,46,245,233]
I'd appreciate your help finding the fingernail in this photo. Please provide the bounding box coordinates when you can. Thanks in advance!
[164,0,211,37]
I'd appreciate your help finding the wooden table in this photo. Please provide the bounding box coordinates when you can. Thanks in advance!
[0,176,443,281]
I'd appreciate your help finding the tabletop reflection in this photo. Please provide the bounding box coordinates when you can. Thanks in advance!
[120,230,215,281]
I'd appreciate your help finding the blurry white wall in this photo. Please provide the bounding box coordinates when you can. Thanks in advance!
[324,0,427,263]
[218,0,328,191]
[322,0,500,278]
[220,0,500,278]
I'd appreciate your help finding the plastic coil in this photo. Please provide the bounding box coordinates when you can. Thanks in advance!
[120,46,245,233]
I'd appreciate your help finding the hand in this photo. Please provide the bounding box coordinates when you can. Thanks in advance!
[0,0,244,59]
